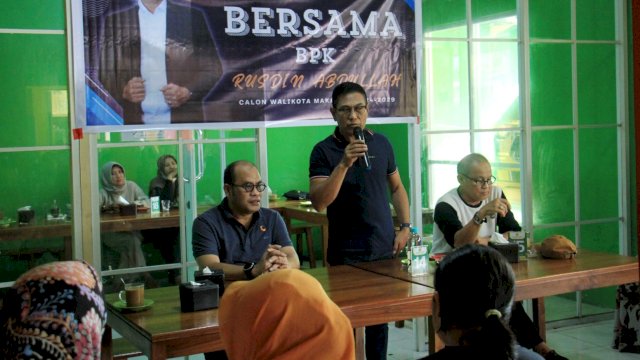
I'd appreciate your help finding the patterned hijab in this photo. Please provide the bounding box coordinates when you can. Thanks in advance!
[1,260,107,359]
[219,269,355,360]
[101,161,126,195]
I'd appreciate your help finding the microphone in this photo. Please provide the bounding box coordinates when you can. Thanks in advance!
[353,126,371,170]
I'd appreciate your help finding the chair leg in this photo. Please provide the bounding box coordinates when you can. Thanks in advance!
[305,227,316,268]
[295,233,304,257]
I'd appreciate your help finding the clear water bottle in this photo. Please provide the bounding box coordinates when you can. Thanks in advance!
[50,199,60,217]
[411,227,422,247]
[406,227,419,270]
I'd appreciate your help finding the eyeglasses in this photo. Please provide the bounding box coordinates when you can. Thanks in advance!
[460,174,496,187]
[232,182,267,193]
[335,104,367,116]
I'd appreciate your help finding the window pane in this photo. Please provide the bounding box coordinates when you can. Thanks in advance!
[472,42,519,129]
[577,44,617,125]
[0,34,69,147]
[0,150,72,283]
[529,0,571,39]
[576,0,615,41]
[473,131,521,221]
[473,9,517,39]
[579,128,618,220]
[427,133,470,162]
[530,44,573,126]
[1,1,65,29]
[423,0,467,38]
[427,163,458,208]
[532,130,575,224]
[424,41,469,131]
[581,222,619,253]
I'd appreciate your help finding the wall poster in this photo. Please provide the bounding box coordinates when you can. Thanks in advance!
[73,0,418,131]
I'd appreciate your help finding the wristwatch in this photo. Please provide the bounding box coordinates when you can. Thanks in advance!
[243,262,256,280]
[472,212,486,225]
[399,223,411,230]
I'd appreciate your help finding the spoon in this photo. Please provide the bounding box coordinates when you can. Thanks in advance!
[120,278,126,287]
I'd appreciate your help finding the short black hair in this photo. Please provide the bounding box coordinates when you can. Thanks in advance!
[435,244,516,359]
[331,82,368,108]
[223,160,256,185]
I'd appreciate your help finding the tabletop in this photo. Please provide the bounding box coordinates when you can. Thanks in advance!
[104,265,434,359]
[349,249,638,300]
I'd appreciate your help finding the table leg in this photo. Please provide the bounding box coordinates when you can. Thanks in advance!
[64,235,72,260]
[428,316,443,354]
[355,327,365,360]
[321,225,328,266]
[101,324,113,360]
[151,343,167,360]
[532,298,546,342]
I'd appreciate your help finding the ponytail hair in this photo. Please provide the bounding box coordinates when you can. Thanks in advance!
[435,244,516,360]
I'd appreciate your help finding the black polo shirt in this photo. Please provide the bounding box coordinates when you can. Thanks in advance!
[191,198,292,264]
[309,127,397,265]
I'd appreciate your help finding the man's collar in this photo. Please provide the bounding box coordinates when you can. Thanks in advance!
[218,197,261,223]
[331,127,374,143]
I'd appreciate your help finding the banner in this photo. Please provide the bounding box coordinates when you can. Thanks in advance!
[78,0,417,131]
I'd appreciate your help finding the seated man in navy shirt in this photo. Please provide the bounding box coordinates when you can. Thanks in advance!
[192,160,300,281]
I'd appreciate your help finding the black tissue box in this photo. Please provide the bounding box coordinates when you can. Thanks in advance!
[489,242,519,263]
[179,280,219,312]
[194,269,225,296]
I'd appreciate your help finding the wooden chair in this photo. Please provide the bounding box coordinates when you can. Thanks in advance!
[289,221,321,268]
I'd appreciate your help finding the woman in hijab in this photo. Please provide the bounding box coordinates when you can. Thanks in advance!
[1,260,107,359]
[99,161,148,270]
[149,154,179,205]
[219,269,355,360]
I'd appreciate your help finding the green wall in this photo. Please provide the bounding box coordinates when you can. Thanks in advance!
[266,124,410,197]
[0,0,636,314]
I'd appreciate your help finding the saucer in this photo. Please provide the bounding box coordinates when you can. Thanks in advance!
[0,219,15,228]
[112,299,154,312]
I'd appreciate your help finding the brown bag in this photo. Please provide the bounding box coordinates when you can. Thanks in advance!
[539,235,577,259]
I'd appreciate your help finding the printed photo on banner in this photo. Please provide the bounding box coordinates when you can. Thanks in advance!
[77,0,417,130]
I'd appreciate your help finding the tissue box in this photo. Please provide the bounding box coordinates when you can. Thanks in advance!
[489,242,519,263]
[194,269,225,296]
[179,280,219,312]
[120,204,137,216]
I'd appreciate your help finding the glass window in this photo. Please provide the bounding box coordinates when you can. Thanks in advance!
[472,41,519,129]
[424,40,469,131]
[530,44,573,127]
[577,44,617,125]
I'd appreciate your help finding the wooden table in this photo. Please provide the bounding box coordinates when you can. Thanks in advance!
[100,209,180,232]
[0,209,184,262]
[351,249,639,344]
[0,220,73,259]
[103,265,434,360]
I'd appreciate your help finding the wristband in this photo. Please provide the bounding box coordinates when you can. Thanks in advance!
[472,212,486,225]
[243,262,255,279]
[399,223,411,230]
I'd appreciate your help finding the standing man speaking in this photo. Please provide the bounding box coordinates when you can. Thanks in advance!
[309,82,411,360]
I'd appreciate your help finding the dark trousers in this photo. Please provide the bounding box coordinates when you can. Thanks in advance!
[509,301,544,349]
[365,323,389,360]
